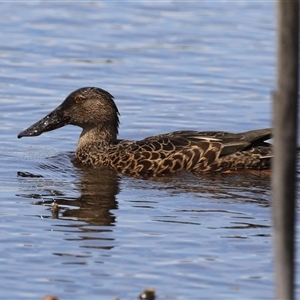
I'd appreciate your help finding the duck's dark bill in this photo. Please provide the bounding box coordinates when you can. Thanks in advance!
[18,107,69,139]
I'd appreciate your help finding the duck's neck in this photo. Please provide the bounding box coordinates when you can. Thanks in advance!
[76,126,117,152]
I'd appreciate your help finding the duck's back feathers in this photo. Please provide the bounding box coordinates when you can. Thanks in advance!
[79,129,272,178]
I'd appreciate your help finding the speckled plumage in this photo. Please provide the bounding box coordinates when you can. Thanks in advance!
[18,87,272,178]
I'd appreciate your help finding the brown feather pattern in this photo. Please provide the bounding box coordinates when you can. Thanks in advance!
[76,130,272,178]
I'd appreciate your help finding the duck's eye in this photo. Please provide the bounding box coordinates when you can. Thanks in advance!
[74,95,86,103]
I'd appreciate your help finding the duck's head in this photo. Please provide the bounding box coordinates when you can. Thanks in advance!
[18,87,120,142]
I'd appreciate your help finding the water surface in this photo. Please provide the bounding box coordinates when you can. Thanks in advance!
[1,1,299,299]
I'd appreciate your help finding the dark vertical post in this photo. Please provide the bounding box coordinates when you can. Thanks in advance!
[272,1,298,299]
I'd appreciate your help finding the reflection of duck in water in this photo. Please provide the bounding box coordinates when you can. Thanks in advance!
[18,165,120,226]
[18,87,272,178]
[54,167,120,225]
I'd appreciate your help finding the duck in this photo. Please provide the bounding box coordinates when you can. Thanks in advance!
[18,87,272,178]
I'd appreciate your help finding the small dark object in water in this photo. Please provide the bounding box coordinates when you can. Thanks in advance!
[42,295,59,300]
[139,288,156,300]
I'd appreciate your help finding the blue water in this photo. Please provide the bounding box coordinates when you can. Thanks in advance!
[0,1,298,299]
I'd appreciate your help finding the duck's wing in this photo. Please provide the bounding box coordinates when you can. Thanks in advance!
[110,129,272,177]
[141,128,272,155]
[110,133,223,176]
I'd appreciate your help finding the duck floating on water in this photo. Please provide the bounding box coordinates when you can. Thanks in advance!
[18,87,272,178]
